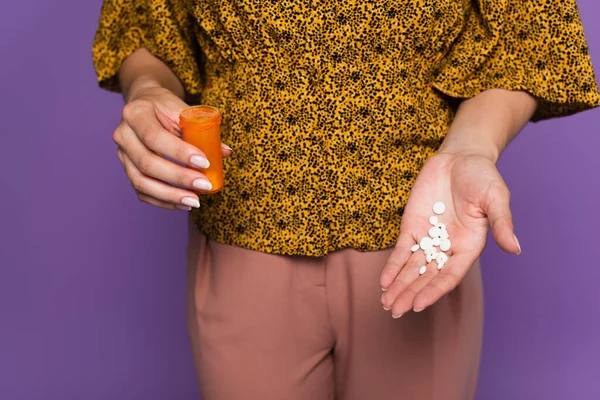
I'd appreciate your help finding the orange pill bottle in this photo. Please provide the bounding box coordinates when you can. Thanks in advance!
[179,106,224,194]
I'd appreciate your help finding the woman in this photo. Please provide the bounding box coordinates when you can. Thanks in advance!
[93,1,599,399]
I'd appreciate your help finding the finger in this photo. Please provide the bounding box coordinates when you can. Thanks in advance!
[120,151,201,209]
[137,193,192,211]
[412,251,478,312]
[381,251,425,310]
[221,142,233,158]
[389,260,438,317]
[120,124,213,191]
[380,231,416,290]
[121,101,211,169]
[485,182,520,254]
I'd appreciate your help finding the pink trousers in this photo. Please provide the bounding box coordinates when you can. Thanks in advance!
[186,219,484,400]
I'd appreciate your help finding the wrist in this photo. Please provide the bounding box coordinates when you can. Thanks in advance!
[437,135,502,164]
[125,76,165,103]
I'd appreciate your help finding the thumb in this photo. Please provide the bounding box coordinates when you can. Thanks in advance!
[484,182,521,255]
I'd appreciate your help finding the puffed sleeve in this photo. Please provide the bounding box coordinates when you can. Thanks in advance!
[92,0,202,96]
[432,0,600,121]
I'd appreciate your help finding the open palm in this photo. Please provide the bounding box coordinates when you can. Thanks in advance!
[379,152,521,317]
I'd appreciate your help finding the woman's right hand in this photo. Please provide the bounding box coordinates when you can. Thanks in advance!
[113,86,233,211]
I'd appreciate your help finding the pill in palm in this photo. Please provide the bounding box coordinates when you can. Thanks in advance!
[414,202,452,270]
[428,226,441,237]
[436,252,449,264]
[419,237,433,250]
[425,246,437,256]
[433,201,446,215]
[440,239,451,252]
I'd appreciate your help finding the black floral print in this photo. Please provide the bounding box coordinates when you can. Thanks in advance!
[93,0,599,256]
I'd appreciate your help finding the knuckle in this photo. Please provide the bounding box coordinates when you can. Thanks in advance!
[112,129,121,145]
[122,100,151,121]
[136,154,152,174]
[173,143,188,163]
[406,285,419,298]
[131,177,144,193]
[430,280,447,297]
[175,168,191,186]
[141,127,159,149]
[384,263,398,275]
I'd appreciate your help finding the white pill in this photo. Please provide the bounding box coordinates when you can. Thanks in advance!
[428,226,441,238]
[440,239,451,252]
[419,237,433,251]
[411,244,420,252]
[426,253,433,263]
[425,246,437,255]
[429,216,439,225]
[419,265,427,275]
[436,222,446,230]
[436,252,449,264]
[432,237,442,246]
[433,201,446,215]
[437,262,445,270]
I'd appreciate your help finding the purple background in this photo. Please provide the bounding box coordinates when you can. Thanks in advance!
[0,1,599,399]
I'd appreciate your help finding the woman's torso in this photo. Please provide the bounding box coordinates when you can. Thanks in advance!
[187,0,467,255]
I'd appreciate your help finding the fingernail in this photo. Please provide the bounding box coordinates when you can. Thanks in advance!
[193,179,212,191]
[176,205,192,211]
[190,156,210,169]
[383,306,391,311]
[413,307,425,313]
[222,143,233,151]
[181,197,200,208]
[513,234,522,254]
[392,313,403,319]
[381,287,387,292]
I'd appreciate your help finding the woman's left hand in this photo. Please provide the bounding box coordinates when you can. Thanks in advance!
[379,151,521,317]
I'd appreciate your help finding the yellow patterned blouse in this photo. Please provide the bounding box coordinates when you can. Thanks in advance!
[94,0,599,256]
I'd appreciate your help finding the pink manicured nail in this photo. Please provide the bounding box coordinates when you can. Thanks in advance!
[182,197,200,208]
[190,155,210,169]
[392,313,403,319]
[513,234,522,254]
[193,179,212,191]
[383,306,391,311]
[222,143,233,151]
[413,307,425,313]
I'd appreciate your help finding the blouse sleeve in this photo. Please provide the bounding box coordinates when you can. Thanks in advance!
[432,0,600,121]
[92,0,202,96]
